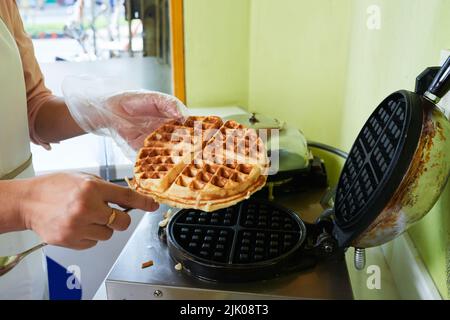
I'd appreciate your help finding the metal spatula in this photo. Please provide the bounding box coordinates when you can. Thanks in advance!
[0,242,47,277]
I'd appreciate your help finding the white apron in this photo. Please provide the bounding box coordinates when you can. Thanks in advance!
[0,18,47,299]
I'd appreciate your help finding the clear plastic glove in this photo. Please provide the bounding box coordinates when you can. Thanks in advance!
[62,75,188,160]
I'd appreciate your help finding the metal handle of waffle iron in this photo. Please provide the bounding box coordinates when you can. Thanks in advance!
[354,248,366,270]
[426,56,450,101]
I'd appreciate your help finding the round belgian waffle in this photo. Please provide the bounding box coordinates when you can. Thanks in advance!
[128,116,269,212]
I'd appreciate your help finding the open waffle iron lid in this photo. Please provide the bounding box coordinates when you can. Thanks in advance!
[332,90,424,247]
[330,58,450,249]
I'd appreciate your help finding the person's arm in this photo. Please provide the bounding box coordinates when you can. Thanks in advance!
[7,1,85,147]
[0,180,27,233]
[34,96,86,143]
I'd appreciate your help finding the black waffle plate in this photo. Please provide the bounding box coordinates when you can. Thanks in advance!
[333,91,423,246]
[166,199,308,282]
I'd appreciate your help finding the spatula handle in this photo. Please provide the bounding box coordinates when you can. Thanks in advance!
[19,242,47,258]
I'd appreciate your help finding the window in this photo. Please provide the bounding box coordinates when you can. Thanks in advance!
[19,0,143,63]
[19,1,173,179]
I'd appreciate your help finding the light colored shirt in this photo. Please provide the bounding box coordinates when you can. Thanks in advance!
[0,0,52,148]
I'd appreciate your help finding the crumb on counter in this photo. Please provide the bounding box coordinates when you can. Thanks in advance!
[141,260,154,269]
[164,209,173,219]
[158,217,169,228]
[124,177,133,188]
[174,263,182,271]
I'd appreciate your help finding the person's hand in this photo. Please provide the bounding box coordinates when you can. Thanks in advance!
[19,173,159,250]
[62,75,188,160]
[102,91,185,151]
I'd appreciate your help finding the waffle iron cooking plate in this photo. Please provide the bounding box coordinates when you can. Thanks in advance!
[165,200,325,282]
[332,91,423,247]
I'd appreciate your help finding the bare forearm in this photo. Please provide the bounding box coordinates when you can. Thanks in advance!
[34,96,86,143]
[0,180,28,233]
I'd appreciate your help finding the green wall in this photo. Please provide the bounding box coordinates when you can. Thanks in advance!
[183,0,450,298]
[184,0,251,108]
[248,0,352,147]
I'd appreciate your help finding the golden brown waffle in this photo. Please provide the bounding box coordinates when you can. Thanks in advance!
[129,116,269,212]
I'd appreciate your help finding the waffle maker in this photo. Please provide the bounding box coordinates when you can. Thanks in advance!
[162,199,334,282]
[223,113,312,180]
[160,57,450,281]
[223,113,327,201]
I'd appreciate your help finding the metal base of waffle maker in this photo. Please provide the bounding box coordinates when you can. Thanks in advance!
[104,161,353,299]
[104,202,353,300]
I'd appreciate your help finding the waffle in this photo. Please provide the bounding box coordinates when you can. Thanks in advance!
[128,116,269,211]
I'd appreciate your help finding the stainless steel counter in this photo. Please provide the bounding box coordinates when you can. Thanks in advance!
[105,189,353,300]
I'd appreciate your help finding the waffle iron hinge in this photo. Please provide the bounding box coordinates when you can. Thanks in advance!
[312,230,338,258]
[304,214,340,259]
[317,208,367,270]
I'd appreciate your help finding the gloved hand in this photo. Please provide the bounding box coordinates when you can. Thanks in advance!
[62,75,188,160]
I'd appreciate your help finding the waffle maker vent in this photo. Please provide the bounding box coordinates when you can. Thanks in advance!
[166,200,311,282]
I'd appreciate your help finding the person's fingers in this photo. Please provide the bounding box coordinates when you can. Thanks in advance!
[72,239,98,250]
[115,119,164,150]
[116,126,150,150]
[128,134,147,151]
[96,180,159,212]
[106,208,131,231]
[76,175,157,217]
[74,192,115,225]
[155,99,184,119]
[120,93,184,119]
[117,126,142,142]
[84,224,114,241]
[84,200,131,231]
[80,172,103,180]
[120,94,166,117]
[119,130,154,151]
